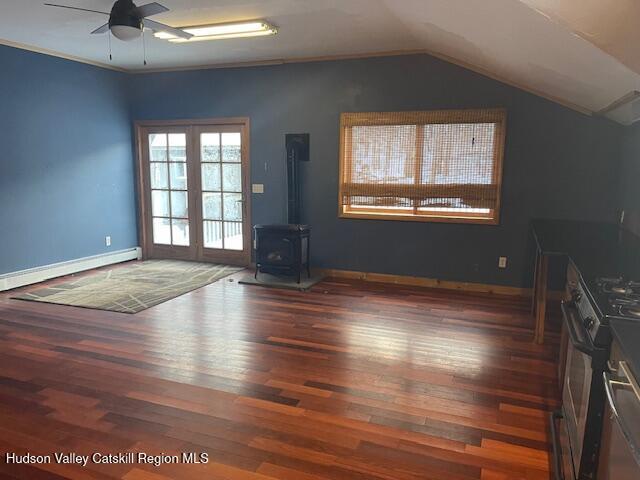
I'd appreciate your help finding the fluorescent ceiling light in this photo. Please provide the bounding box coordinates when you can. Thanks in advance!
[154,31,178,40]
[153,21,278,43]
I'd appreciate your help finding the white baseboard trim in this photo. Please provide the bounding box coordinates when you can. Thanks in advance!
[0,247,142,292]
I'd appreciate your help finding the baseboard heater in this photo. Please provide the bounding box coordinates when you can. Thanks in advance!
[0,247,142,292]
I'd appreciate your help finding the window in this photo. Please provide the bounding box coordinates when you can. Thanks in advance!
[338,109,506,224]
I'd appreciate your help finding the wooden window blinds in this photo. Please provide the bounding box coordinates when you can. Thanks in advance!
[338,109,506,224]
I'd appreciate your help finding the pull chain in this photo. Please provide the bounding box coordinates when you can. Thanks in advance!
[108,31,112,61]
[142,28,147,66]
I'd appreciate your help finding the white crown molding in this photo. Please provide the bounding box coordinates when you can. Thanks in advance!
[0,38,126,72]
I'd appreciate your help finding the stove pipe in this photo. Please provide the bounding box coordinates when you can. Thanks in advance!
[285,133,310,225]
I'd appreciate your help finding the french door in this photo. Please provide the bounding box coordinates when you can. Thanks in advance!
[136,119,251,266]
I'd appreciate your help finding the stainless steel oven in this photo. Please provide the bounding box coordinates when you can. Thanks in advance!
[598,359,640,480]
[562,300,595,476]
[551,283,608,480]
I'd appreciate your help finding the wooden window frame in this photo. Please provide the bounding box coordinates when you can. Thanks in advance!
[337,109,507,225]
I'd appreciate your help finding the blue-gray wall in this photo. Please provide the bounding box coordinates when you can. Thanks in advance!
[0,45,137,274]
[129,54,624,287]
[0,46,625,287]
[620,122,640,213]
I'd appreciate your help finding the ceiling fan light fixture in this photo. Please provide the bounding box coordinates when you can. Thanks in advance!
[107,0,143,41]
[110,24,142,41]
[153,20,278,43]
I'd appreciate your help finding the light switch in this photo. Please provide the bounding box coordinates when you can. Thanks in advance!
[252,184,264,194]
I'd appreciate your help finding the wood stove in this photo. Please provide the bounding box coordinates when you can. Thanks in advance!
[253,134,311,283]
[254,224,311,283]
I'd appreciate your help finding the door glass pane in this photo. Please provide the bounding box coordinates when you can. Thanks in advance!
[151,190,170,217]
[223,193,243,221]
[200,130,243,252]
[203,221,223,249]
[202,164,221,191]
[169,163,188,190]
[171,191,188,218]
[169,133,186,162]
[150,163,168,189]
[172,219,190,246]
[222,164,242,192]
[201,133,220,162]
[203,192,222,220]
[149,132,190,248]
[223,222,243,250]
[149,134,167,162]
[221,133,241,162]
[153,218,171,245]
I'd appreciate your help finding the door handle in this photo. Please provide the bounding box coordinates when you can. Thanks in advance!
[602,364,640,466]
[619,361,640,401]
[561,301,595,356]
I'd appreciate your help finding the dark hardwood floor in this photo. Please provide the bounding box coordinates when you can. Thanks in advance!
[0,266,560,479]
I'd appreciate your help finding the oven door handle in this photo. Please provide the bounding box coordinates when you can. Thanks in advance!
[603,367,640,466]
[561,300,595,356]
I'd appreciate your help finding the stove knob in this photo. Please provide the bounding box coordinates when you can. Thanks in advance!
[583,317,595,330]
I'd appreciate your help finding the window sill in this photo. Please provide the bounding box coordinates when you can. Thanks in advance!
[339,210,499,225]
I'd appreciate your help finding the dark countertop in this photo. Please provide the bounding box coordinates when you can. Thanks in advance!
[532,219,640,297]
[531,218,616,256]
[532,219,640,279]
[610,319,640,381]
[532,219,640,376]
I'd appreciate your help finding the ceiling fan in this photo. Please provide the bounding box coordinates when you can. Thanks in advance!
[44,0,193,41]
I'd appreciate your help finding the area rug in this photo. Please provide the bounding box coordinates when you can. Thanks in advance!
[12,260,242,314]
[238,272,324,291]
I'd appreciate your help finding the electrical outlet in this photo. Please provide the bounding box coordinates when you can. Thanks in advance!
[498,256,507,269]
[105,236,112,247]
[252,183,264,194]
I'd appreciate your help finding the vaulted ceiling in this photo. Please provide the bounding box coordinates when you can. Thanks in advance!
[1,0,639,114]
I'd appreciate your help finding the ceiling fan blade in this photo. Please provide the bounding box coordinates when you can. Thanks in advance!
[144,19,193,40]
[91,23,110,35]
[136,2,169,18]
[44,3,109,15]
